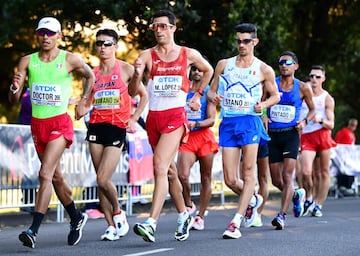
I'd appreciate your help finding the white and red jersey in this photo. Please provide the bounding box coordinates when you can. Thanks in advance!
[147,47,190,111]
[302,90,329,134]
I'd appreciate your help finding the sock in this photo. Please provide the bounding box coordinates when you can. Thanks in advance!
[113,210,122,216]
[64,201,81,223]
[145,217,157,229]
[231,213,243,227]
[29,212,45,235]
[306,197,313,202]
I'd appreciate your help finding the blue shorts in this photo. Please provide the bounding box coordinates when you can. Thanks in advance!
[219,115,270,147]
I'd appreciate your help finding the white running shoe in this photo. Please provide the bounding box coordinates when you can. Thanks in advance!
[223,222,241,239]
[244,194,263,227]
[113,210,129,237]
[101,226,119,241]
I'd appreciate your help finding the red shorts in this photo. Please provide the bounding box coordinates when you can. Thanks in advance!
[31,113,74,154]
[300,128,336,152]
[179,128,219,157]
[146,107,189,147]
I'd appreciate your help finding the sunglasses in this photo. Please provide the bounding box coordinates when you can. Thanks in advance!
[150,22,174,31]
[95,40,116,47]
[36,29,57,37]
[309,74,324,79]
[235,38,253,45]
[190,66,200,72]
[279,59,295,66]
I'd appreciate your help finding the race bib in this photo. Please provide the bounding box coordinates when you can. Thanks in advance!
[93,89,120,109]
[270,104,296,123]
[32,84,61,106]
[153,75,182,97]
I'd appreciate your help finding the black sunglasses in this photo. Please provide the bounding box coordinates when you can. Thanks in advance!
[235,38,253,45]
[190,66,200,72]
[309,74,324,79]
[95,40,116,47]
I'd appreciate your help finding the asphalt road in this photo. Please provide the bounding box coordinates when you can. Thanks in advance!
[0,194,359,256]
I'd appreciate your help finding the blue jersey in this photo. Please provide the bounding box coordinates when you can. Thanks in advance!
[268,77,302,129]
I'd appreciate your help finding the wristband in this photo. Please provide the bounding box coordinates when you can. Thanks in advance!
[10,84,19,94]
[303,118,308,125]
[195,121,201,128]
[319,119,323,125]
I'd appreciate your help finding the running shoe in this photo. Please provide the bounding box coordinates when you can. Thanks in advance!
[302,199,314,216]
[186,201,197,216]
[244,194,263,227]
[250,213,263,227]
[101,226,120,241]
[191,215,204,230]
[174,213,194,241]
[68,212,88,246]
[85,208,105,219]
[293,188,306,217]
[19,229,36,248]
[271,213,285,230]
[113,210,129,237]
[133,222,156,242]
[223,222,241,239]
[311,204,323,217]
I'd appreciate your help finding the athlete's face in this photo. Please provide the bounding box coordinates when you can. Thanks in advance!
[95,35,118,59]
[151,16,176,45]
[278,56,298,77]
[235,32,258,57]
[36,29,60,51]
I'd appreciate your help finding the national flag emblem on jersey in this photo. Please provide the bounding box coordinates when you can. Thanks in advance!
[56,63,62,69]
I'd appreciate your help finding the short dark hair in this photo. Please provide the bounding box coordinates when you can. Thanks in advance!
[235,23,257,38]
[96,29,119,42]
[311,65,325,74]
[152,10,176,25]
[280,51,298,64]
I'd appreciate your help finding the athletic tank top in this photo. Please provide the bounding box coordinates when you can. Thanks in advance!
[89,60,131,128]
[185,85,210,132]
[268,77,303,129]
[28,50,72,119]
[218,56,262,117]
[147,47,190,111]
[302,90,329,134]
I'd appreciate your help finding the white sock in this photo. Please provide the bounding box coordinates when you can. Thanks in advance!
[231,213,243,227]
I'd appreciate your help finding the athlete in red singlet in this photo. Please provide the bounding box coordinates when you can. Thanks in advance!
[130,10,213,243]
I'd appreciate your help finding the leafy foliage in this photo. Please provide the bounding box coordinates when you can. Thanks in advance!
[0,0,359,137]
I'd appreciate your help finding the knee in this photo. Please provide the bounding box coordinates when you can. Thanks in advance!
[96,175,107,189]
[224,176,238,190]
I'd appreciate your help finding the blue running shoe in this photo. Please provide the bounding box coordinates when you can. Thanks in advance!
[271,213,285,230]
[19,229,36,248]
[293,188,305,217]
[302,199,314,216]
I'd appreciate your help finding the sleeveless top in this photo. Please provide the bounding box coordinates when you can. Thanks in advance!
[29,50,72,119]
[268,77,303,129]
[147,47,190,111]
[89,60,131,128]
[218,56,262,117]
[185,85,210,132]
[301,90,329,134]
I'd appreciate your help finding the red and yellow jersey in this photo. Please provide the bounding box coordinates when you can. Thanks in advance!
[89,60,131,128]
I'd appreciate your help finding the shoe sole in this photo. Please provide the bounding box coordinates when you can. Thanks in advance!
[223,230,242,239]
[133,224,155,243]
[19,233,35,248]
[69,213,88,246]
[175,216,194,241]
